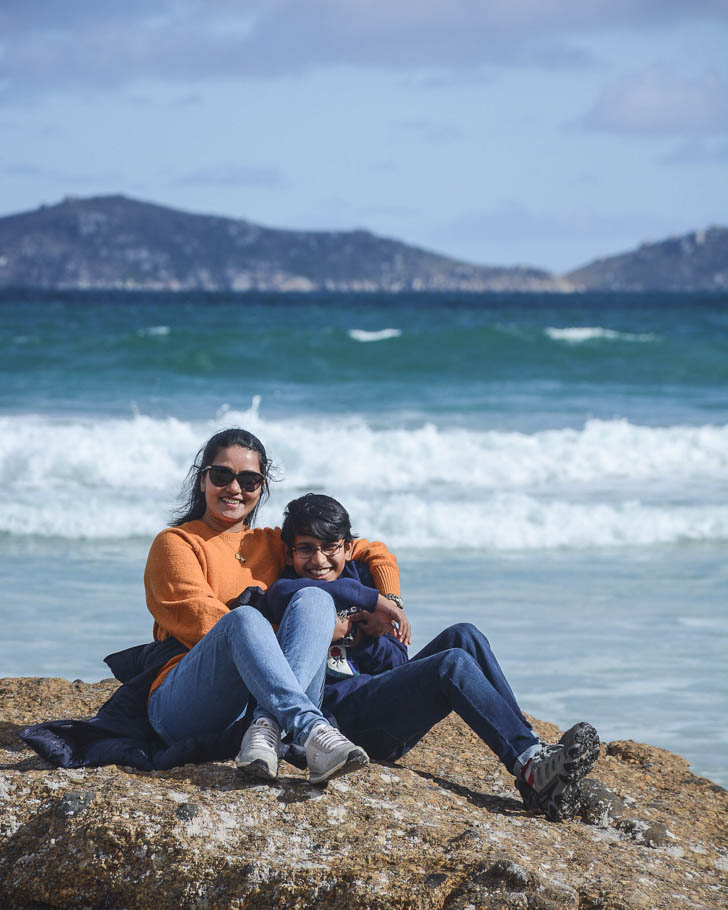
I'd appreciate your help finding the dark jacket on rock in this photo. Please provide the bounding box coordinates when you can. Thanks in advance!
[19,636,257,770]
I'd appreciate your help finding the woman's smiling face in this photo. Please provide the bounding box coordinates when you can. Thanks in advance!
[200,445,263,532]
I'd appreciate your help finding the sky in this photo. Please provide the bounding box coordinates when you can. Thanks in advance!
[1,1,727,273]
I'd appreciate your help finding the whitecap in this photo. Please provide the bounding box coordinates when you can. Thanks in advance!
[545,326,656,343]
[137,325,171,337]
[347,328,402,343]
[13,335,41,345]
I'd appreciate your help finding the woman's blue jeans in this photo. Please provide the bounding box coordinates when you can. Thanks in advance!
[332,622,541,774]
[148,588,335,746]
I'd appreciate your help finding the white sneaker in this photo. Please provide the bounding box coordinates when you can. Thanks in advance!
[304,723,369,785]
[235,717,281,780]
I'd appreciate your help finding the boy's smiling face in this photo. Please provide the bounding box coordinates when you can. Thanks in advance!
[287,534,354,582]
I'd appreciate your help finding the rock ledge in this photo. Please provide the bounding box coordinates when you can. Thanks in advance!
[1,677,726,909]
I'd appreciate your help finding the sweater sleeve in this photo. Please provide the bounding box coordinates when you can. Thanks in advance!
[350,537,400,597]
[144,529,229,649]
[266,576,379,624]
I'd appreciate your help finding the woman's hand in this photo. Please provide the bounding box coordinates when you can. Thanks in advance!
[350,595,411,645]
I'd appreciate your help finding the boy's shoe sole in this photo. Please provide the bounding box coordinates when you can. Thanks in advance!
[235,758,278,781]
[518,722,600,822]
[309,748,369,786]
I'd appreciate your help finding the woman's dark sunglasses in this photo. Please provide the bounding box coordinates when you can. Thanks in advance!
[202,465,265,492]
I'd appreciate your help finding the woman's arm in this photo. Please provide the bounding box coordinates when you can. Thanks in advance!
[350,537,401,597]
[144,529,230,649]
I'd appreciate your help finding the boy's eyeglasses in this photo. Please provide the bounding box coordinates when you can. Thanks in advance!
[290,542,344,559]
[202,465,265,492]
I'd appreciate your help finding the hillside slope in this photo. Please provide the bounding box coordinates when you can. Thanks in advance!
[0,195,562,292]
[567,226,728,292]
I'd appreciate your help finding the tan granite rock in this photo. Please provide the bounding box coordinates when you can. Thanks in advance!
[1,677,726,909]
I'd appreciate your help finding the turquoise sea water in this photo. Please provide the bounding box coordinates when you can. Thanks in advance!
[1,290,727,785]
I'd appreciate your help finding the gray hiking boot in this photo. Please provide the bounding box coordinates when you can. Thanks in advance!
[516,722,600,821]
[235,717,280,780]
[304,723,369,785]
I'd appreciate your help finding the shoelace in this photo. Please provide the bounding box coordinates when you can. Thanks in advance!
[310,725,348,750]
[537,743,563,761]
[526,743,565,786]
[249,720,279,749]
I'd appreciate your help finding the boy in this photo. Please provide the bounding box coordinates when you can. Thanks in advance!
[267,494,600,822]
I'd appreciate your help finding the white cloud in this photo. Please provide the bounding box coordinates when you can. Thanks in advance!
[2,162,122,185]
[661,139,728,165]
[396,119,463,143]
[3,1,727,100]
[169,163,288,189]
[573,66,728,137]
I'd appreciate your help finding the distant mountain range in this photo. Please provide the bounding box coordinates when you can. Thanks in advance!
[0,195,725,293]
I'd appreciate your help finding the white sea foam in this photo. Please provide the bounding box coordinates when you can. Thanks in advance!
[271,487,728,550]
[12,335,41,345]
[1,405,727,547]
[545,326,657,343]
[137,325,171,337]
[347,328,402,342]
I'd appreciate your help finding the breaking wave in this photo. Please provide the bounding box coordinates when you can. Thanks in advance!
[545,327,657,343]
[347,328,402,342]
[1,402,727,548]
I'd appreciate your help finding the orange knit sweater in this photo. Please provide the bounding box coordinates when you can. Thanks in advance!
[144,520,400,694]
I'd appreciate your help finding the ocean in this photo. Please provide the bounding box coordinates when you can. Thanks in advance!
[2,290,727,786]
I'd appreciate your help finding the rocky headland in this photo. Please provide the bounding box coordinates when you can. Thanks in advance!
[0,196,562,293]
[0,195,725,293]
[1,676,726,909]
[565,227,728,293]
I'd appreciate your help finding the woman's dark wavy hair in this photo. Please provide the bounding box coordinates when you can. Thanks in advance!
[171,428,272,528]
[280,493,356,547]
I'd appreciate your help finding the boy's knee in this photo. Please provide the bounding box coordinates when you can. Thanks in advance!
[443,622,489,650]
[435,647,479,678]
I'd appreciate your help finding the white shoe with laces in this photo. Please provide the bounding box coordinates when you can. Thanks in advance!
[304,723,369,785]
[235,717,281,780]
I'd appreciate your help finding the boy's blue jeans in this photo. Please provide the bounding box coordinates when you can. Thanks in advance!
[333,623,541,774]
[148,588,335,746]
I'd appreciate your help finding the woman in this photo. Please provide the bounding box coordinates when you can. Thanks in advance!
[144,427,403,784]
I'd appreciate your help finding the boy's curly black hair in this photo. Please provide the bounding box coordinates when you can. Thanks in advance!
[280,493,355,547]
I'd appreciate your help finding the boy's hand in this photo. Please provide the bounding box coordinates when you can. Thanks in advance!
[350,595,411,645]
[332,614,352,641]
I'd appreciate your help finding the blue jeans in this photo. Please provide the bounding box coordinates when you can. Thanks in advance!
[148,588,335,746]
[332,623,540,774]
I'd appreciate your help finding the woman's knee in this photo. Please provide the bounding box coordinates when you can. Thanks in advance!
[220,605,270,637]
[288,586,336,614]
